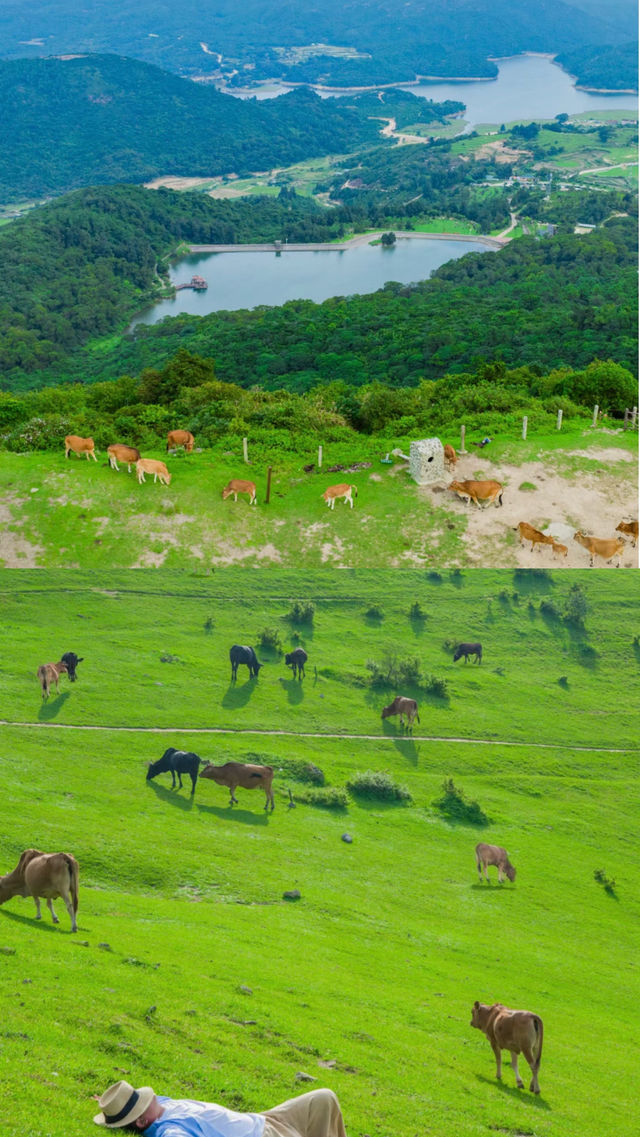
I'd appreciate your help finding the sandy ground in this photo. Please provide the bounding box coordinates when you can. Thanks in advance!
[419,448,638,569]
[473,140,532,163]
[0,496,44,566]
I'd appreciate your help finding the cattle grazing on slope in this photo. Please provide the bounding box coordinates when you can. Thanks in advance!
[475,842,516,883]
[146,747,201,794]
[136,459,172,486]
[381,695,420,732]
[471,1001,543,1094]
[37,660,68,700]
[222,479,257,505]
[0,849,79,932]
[323,483,357,509]
[167,430,194,453]
[453,642,482,664]
[449,479,503,508]
[616,519,638,547]
[65,435,97,461]
[200,761,275,811]
[60,652,83,681]
[515,522,554,553]
[229,644,262,680]
[285,648,308,679]
[573,531,624,566]
[107,444,141,472]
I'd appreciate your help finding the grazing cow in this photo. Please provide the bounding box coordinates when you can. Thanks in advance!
[107,443,141,473]
[443,444,457,467]
[453,642,482,664]
[470,1001,543,1094]
[323,483,358,509]
[573,531,624,566]
[146,747,201,795]
[136,459,172,486]
[60,651,83,682]
[449,479,503,508]
[167,430,194,453]
[551,540,568,558]
[616,520,638,547]
[200,761,275,811]
[285,648,308,679]
[222,479,257,505]
[64,435,97,461]
[229,644,262,680]
[37,660,68,700]
[475,842,516,884]
[515,522,554,553]
[0,849,79,932]
[381,695,420,732]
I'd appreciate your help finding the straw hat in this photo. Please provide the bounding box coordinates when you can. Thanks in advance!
[94,1081,155,1128]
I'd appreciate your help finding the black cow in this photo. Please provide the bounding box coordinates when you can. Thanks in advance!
[453,642,482,664]
[285,648,308,679]
[60,652,83,682]
[146,747,201,794]
[229,644,262,680]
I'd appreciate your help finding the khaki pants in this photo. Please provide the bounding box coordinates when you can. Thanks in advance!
[262,1089,347,1137]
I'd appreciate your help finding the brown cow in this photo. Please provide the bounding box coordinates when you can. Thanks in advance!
[551,540,568,558]
[65,435,97,461]
[516,522,554,553]
[107,443,141,473]
[616,520,638,547]
[167,430,194,453]
[0,849,79,932]
[449,479,503,508]
[444,444,457,467]
[323,484,357,509]
[200,761,275,811]
[475,842,516,884]
[471,1001,543,1094]
[573,531,624,566]
[222,479,257,505]
[136,459,172,486]
[381,696,420,732]
[37,660,68,700]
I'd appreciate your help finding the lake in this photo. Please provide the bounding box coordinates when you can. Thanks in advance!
[221,53,638,125]
[130,236,491,327]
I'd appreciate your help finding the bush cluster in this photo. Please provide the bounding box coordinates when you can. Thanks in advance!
[277,759,325,786]
[366,652,448,698]
[433,777,488,826]
[287,600,315,625]
[347,770,412,802]
[292,786,347,809]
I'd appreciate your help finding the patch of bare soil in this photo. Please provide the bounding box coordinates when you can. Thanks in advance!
[209,541,283,566]
[0,498,44,567]
[418,452,638,568]
[473,140,531,163]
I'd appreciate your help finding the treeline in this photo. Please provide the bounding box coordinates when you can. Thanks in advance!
[555,42,639,92]
[0,352,635,457]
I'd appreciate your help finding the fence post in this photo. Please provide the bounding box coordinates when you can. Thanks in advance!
[623,408,629,429]
[318,444,323,469]
[592,404,599,428]
[556,408,563,431]
[632,406,638,429]
[265,466,272,504]
[243,437,249,463]
[522,415,528,441]
[459,424,467,455]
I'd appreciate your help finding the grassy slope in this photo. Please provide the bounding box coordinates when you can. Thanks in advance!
[0,571,638,1137]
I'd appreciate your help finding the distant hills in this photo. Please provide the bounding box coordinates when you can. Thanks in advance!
[0,0,635,89]
[0,55,379,201]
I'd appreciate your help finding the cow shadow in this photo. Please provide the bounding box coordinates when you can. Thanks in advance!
[37,692,71,721]
[0,908,73,934]
[391,737,419,766]
[146,780,196,811]
[512,568,554,594]
[196,803,270,826]
[471,882,516,893]
[221,679,259,709]
[474,1074,551,1110]
[278,677,305,705]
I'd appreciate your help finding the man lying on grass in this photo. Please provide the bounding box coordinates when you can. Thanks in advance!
[93,1079,348,1137]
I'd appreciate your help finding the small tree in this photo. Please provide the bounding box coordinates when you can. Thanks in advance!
[380,231,396,246]
[565,583,588,627]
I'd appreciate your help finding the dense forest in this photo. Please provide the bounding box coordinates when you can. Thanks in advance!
[0,55,384,200]
[555,42,639,91]
[0,0,634,90]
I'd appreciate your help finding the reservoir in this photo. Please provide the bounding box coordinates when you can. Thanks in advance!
[130,235,492,327]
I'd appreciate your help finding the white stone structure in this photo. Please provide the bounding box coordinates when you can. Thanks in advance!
[408,438,445,485]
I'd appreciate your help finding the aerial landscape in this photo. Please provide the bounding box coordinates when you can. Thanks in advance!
[0,2,638,1136]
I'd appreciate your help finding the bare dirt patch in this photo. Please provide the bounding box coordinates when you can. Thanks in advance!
[0,498,44,566]
[473,140,531,164]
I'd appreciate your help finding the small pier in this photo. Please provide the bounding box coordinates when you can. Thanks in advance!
[175,274,208,291]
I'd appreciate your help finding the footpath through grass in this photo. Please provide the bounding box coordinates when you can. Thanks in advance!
[0,570,639,1137]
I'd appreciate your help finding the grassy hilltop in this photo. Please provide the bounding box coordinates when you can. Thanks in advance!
[0,569,638,1137]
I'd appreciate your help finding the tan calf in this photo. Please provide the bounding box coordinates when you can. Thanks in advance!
[222,479,257,505]
[449,479,503,508]
[516,522,554,552]
[136,459,172,486]
[573,531,624,566]
[0,849,79,933]
[107,443,140,473]
[444,444,457,467]
[323,483,357,509]
[475,842,516,884]
[167,430,194,453]
[471,1001,543,1094]
[64,435,97,461]
[616,520,638,547]
[551,540,568,558]
[37,660,68,700]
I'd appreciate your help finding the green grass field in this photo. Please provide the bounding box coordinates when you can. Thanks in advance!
[0,569,638,1137]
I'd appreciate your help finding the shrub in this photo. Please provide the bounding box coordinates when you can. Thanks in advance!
[292,786,347,809]
[594,868,616,895]
[433,777,488,826]
[287,599,315,625]
[364,604,384,620]
[277,758,325,785]
[565,583,588,627]
[347,771,412,802]
[540,599,561,620]
[203,617,214,633]
[258,627,282,654]
[424,674,449,698]
[408,600,426,619]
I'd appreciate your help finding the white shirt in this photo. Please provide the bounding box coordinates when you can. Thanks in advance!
[146,1096,265,1137]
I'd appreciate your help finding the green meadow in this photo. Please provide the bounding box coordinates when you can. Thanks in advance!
[0,569,638,1137]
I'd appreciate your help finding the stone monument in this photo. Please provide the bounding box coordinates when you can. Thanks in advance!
[408,438,445,485]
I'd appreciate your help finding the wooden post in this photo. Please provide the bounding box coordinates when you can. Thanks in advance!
[556,408,563,431]
[318,444,323,469]
[243,437,249,463]
[632,406,638,429]
[623,408,629,429]
[459,424,467,455]
[265,466,272,505]
[592,404,599,428]
[522,415,528,441]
